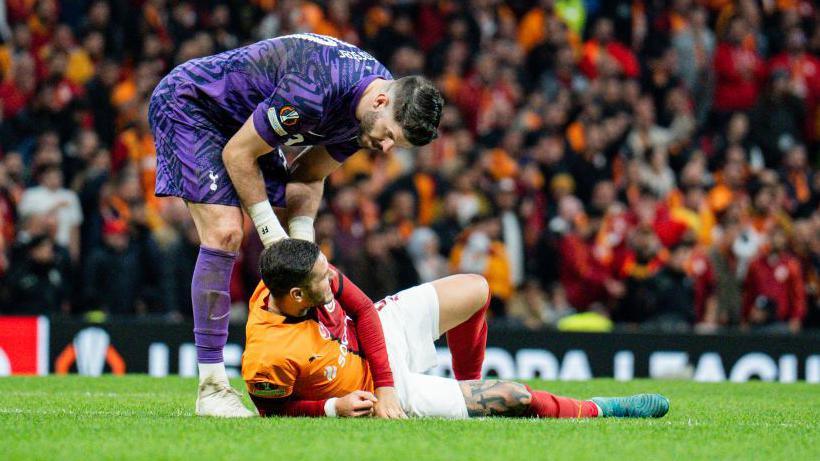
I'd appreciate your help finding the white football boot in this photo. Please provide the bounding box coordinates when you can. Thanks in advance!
[195,376,256,418]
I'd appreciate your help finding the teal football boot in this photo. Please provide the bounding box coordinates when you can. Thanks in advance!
[591,394,670,418]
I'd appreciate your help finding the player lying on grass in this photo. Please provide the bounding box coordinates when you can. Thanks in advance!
[242,239,670,419]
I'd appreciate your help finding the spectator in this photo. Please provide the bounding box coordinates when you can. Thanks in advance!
[668,173,716,246]
[381,190,417,241]
[84,59,120,146]
[406,227,449,284]
[579,18,639,80]
[80,1,121,59]
[17,164,83,262]
[495,178,525,287]
[688,239,718,330]
[749,70,806,168]
[712,16,765,118]
[518,1,563,53]
[780,145,815,218]
[615,225,665,324]
[46,25,95,86]
[383,224,420,291]
[626,96,673,162]
[711,112,759,170]
[672,6,715,124]
[558,199,624,312]
[83,218,146,315]
[431,191,465,257]
[0,52,35,122]
[638,147,676,199]
[567,123,611,203]
[791,216,819,329]
[742,225,806,333]
[709,213,745,327]
[450,215,512,317]
[2,234,69,314]
[767,27,820,145]
[643,237,698,331]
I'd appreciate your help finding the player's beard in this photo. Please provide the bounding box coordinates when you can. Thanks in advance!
[357,110,380,148]
[305,286,333,307]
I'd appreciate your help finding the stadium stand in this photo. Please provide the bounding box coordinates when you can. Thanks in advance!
[0,0,818,335]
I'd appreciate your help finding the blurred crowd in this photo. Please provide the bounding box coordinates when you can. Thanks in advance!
[0,0,819,334]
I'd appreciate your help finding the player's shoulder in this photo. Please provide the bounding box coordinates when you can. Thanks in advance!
[276,33,391,76]
[245,321,306,368]
[274,33,364,53]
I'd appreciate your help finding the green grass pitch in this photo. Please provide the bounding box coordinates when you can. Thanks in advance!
[0,376,817,461]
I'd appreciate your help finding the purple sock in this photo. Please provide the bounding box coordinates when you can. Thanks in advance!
[192,246,236,364]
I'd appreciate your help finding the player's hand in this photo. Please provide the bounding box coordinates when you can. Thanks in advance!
[335,390,378,417]
[373,386,407,419]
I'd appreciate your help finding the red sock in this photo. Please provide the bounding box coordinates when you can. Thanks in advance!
[447,291,489,380]
[524,385,598,418]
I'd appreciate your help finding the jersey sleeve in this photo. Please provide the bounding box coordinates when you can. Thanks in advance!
[245,354,300,400]
[252,73,325,148]
[250,394,327,417]
[329,264,394,388]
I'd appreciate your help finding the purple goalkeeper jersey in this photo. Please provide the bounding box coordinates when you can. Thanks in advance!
[149,34,392,206]
[168,33,390,161]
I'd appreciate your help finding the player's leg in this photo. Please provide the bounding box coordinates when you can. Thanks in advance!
[375,275,489,380]
[380,277,670,419]
[150,84,253,417]
[187,201,243,367]
[185,209,257,416]
[458,380,596,418]
[457,380,669,418]
[187,203,254,417]
[431,274,490,380]
[186,165,288,417]
[396,372,668,419]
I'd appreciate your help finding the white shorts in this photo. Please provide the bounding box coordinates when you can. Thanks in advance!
[376,283,469,419]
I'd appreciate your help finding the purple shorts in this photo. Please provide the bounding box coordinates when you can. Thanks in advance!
[148,72,286,208]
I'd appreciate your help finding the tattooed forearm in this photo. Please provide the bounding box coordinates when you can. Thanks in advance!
[459,380,532,417]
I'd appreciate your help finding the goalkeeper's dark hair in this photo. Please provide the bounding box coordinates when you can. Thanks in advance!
[259,239,321,297]
[392,76,444,146]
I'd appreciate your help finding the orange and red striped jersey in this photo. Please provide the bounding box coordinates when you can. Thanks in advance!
[241,266,392,416]
[242,280,375,402]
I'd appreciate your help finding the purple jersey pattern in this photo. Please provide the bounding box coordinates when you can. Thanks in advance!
[149,34,392,206]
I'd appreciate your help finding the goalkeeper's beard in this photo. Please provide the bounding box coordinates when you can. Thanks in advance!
[357,110,380,148]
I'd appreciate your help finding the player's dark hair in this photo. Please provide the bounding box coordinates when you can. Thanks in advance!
[259,239,321,297]
[392,76,444,146]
